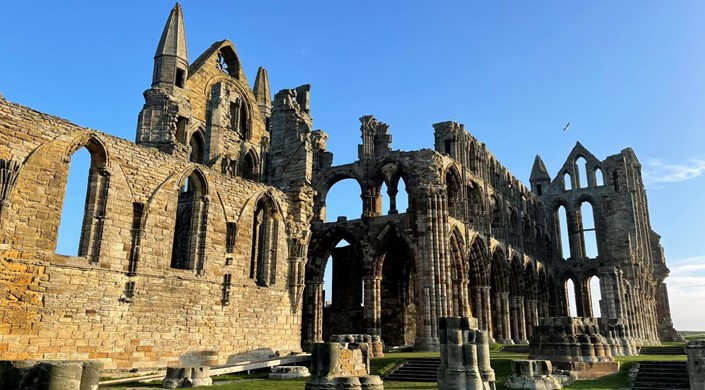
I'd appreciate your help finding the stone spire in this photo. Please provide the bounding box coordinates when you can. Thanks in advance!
[530,155,550,182]
[529,155,551,195]
[152,3,189,94]
[253,67,272,120]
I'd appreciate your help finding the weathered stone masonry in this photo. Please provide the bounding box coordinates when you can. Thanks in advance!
[0,4,315,370]
[0,3,680,372]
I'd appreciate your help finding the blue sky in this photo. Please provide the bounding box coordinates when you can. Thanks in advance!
[1,1,704,330]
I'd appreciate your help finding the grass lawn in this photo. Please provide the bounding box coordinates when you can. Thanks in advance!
[106,343,690,390]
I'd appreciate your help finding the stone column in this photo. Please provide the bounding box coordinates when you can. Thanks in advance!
[500,292,513,344]
[414,186,440,350]
[363,276,382,337]
[510,296,520,342]
[304,281,324,346]
[387,188,398,214]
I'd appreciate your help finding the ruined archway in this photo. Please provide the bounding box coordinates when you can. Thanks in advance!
[370,224,416,347]
[302,227,364,348]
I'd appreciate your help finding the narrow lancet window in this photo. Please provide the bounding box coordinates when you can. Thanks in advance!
[170,171,208,271]
[250,196,278,286]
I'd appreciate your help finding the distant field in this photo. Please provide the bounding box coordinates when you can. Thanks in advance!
[681,332,705,341]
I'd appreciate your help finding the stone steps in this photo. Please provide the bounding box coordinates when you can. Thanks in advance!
[632,361,689,390]
[501,344,530,353]
[639,346,686,355]
[383,358,440,382]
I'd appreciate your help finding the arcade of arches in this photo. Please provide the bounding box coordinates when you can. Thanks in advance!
[303,118,680,349]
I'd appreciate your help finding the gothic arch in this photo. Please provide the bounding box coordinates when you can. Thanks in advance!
[249,193,280,286]
[57,134,111,261]
[444,164,463,220]
[240,147,259,181]
[170,167,209,271]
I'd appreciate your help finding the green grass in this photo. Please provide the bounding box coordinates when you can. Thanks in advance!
[683,333,705,341]
[105,350,689,390]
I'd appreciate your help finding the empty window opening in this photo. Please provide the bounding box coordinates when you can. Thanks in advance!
[216,52,230,74]
[323,255,333,307]
[241,151,258,181]
[467,184,483,225]
[612,171,619,191]
[444,139,452,155]
[556,205,570,259]
[446,168,462,219]
[580,202,598,258]
[225,222,236,253]
[57,147,91,256]
[380,182,390,215]
[576,157,588,188]
[379,180,408,216]
[170,172,207,270]
[595,168,604,186]
[175,68,185,88]
[175,117,188,144]
[566,279,578,317]
[396,177,408,213]
[589,276,602,318]
[325,179,362,222]
[240,103,250,140]
[536,184,542,196]
[230,100,250,140]
[563,172,572,191]
[323,238,352,307]
[250,196,278,286]
[189,131,204,164]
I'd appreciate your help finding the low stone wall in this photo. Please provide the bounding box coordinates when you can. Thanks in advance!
[528,317,619,380]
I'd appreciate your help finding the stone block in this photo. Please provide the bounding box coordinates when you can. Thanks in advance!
[686,340,705,390]
[269,365,310,379]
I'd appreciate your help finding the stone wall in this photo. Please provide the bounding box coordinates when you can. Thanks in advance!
[0,97,305,371]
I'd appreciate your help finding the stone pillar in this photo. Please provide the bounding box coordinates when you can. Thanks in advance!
[0,361,101,390]
[304,281,324,348]
[510,296,526,343]
[501,292,513,344]
[437,316,495,390]
[686,340,705,390]
[387,188,398,214]
[363,276,382,337]
[474,286,492,335]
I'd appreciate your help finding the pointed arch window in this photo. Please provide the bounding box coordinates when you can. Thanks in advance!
[445,168,463,219]
[171,171,209,271]
[555,205,570,259]
[579,201,598,258]
[250,195,278,286]
[56,139,110,263]
[189,131,205,164]
[229,98,251,141]
[241,150,259,181]
[576,157,588,188]
[563,172,572,191]
[595,167,604,186]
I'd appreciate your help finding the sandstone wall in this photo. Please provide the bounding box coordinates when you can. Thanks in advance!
[0,98,303,370]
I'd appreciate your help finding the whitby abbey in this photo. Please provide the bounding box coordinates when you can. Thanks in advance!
[0,3,681,375]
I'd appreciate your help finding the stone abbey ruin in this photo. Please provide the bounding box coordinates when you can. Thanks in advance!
[0,4,681,373]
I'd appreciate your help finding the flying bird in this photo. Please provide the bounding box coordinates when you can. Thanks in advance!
[563,122,570,132]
